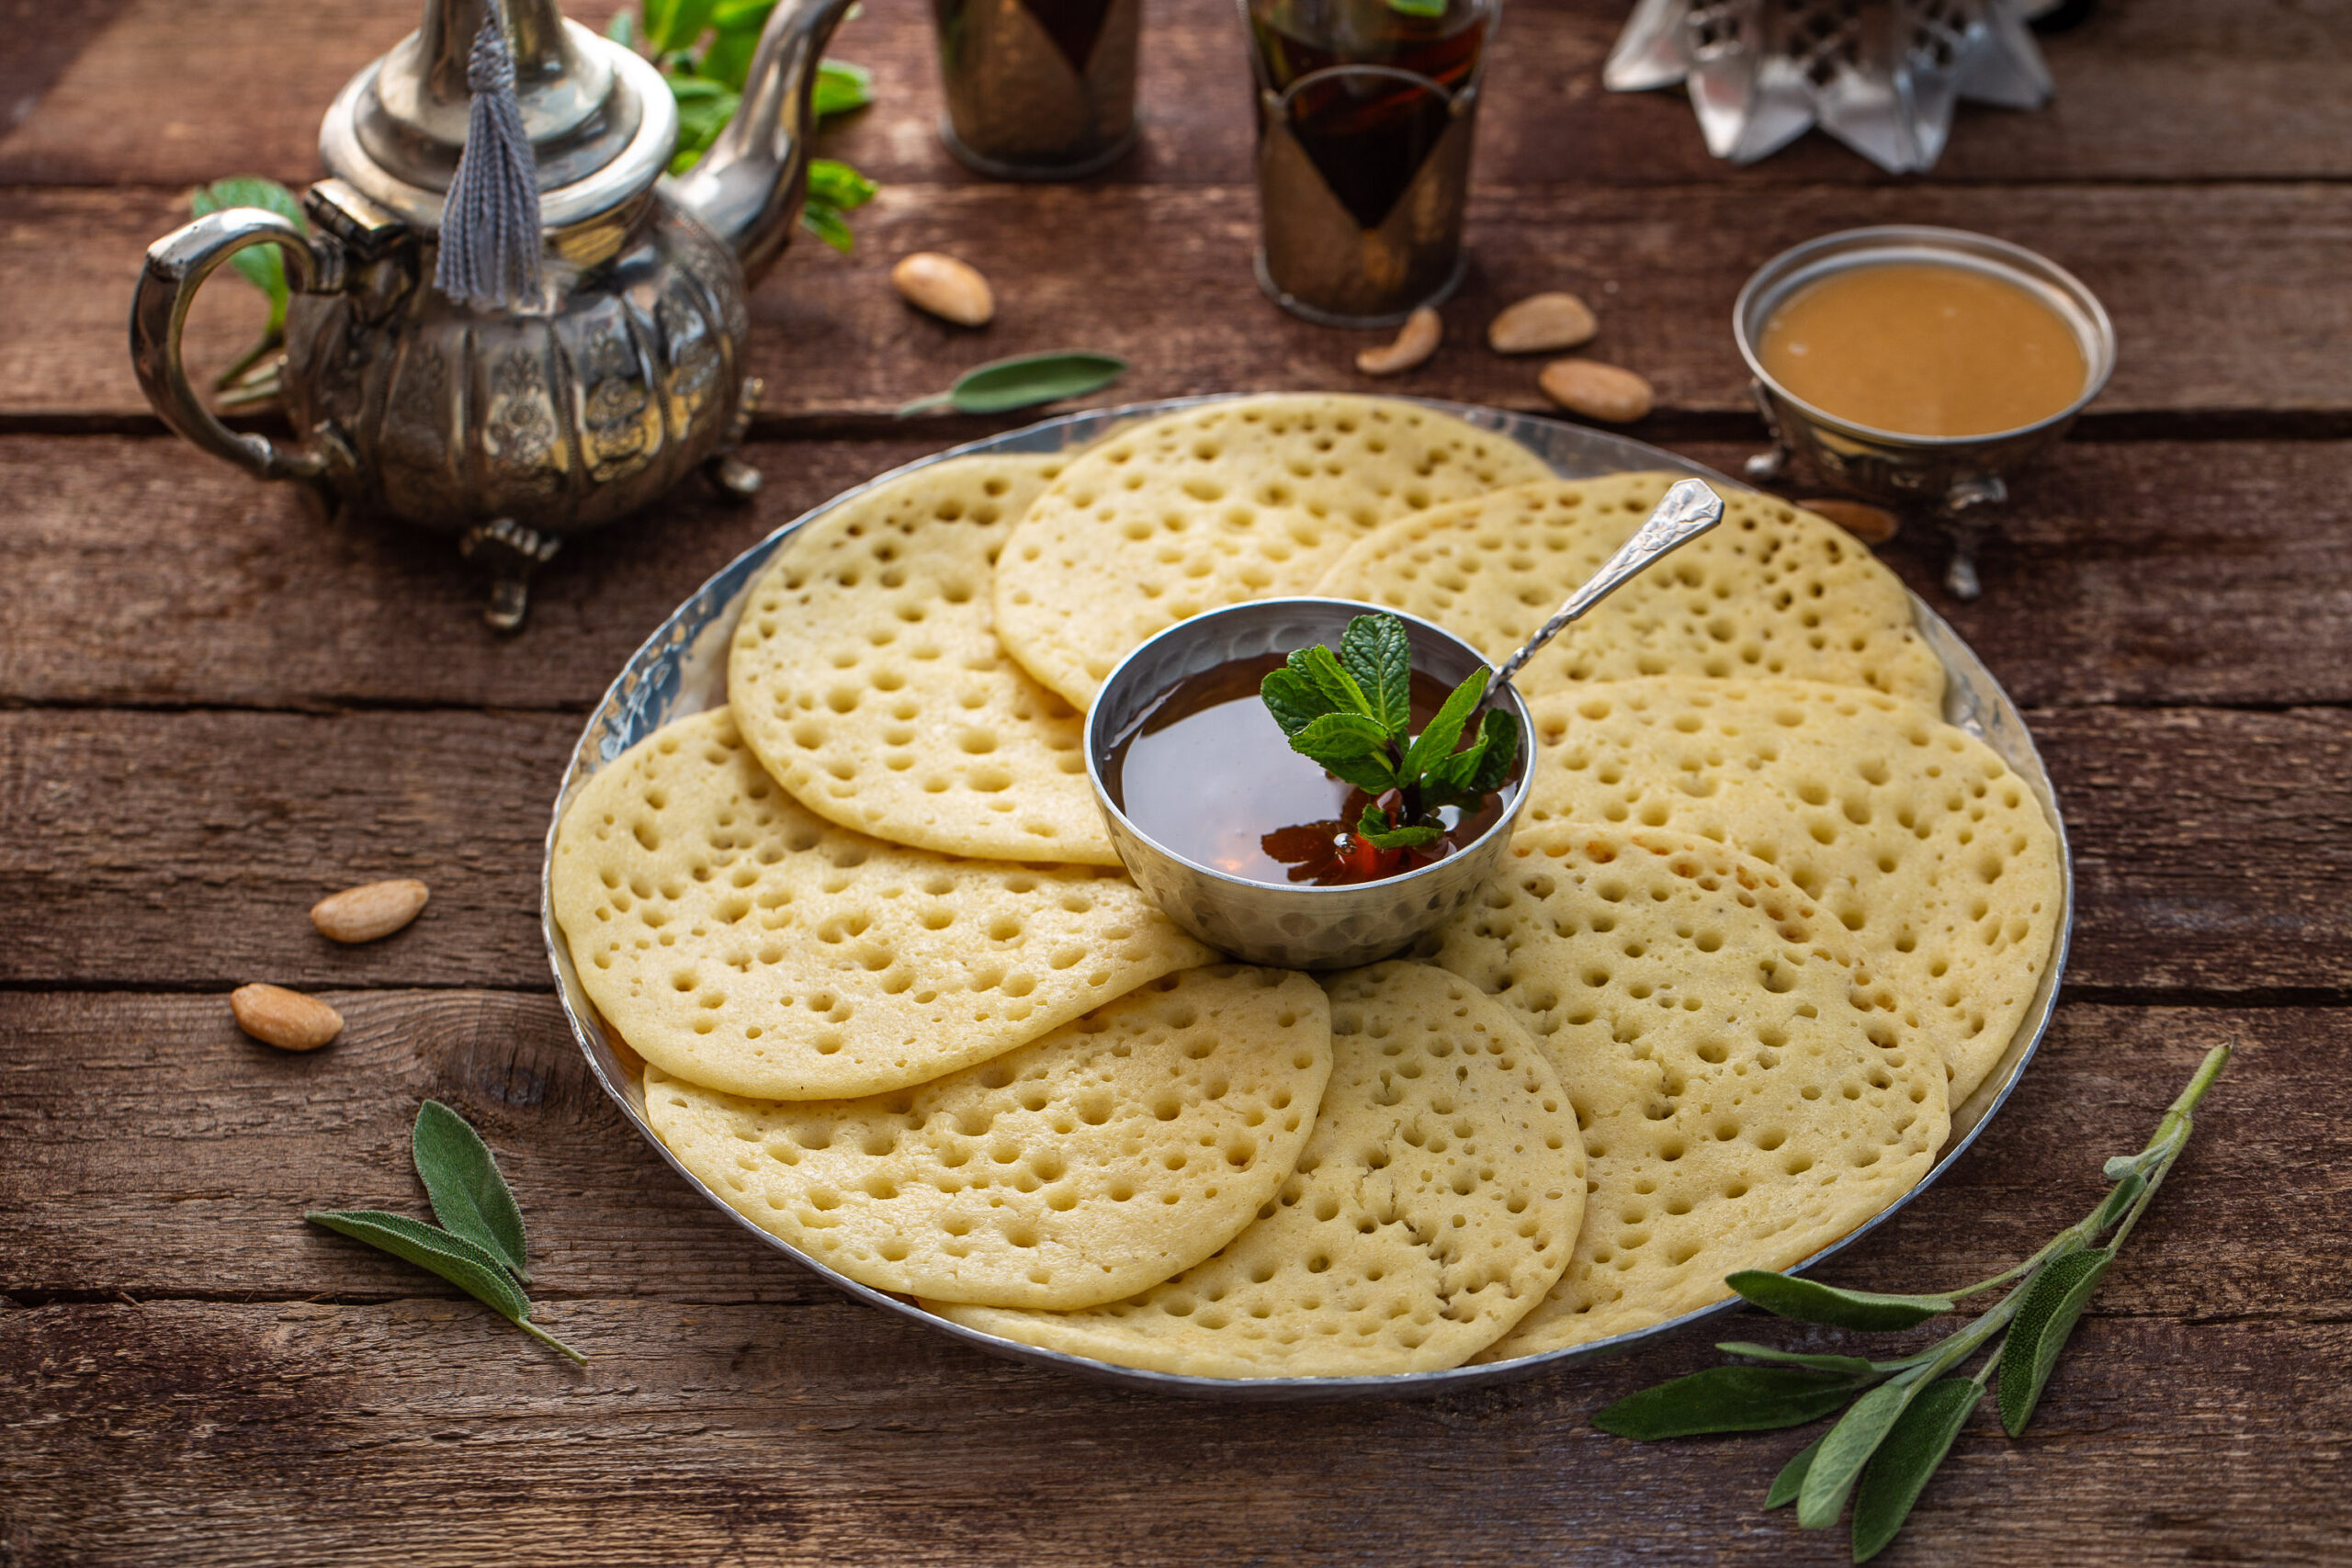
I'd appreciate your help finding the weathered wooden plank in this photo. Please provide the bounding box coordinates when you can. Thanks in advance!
[0,1303,2344,1567]
[0,989,2336,1315]
[4,703,2349,994]
[10,179,2352,422]
[6,0,2350,191]
[6,434,2349,714]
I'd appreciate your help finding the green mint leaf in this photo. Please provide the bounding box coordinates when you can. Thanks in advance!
[1767,1434,1825,1509]
[1261,666,1341,738]
[1339,615,1411,736]
[713,0,777,28]
[1287,644,1375,720]
[698,28,759,91]
[1591,1365,1868,1440]
[1729,1270,1957,1331]
[1355,808,1442,852]
[190,177,305,328]
[1714,1342,1886,1379]
[647,0,718,54]
[2091,1171,2146,1235]
[1464,708,1521,795]
[305,1211,585,1363]
[605,9,640,45]
[1287,710,1391,763]
[1850,1377,1984,1561]
[1385,0,1448,15]
[1795,1379,1917,1529]
[412,1100,530,1284]
[800,201,854,253]
[807,158,876,211]
[814,58,876,118]
[1996,1247,2114,1436]
[1399,665,1491,784]
[899,351,1128,417]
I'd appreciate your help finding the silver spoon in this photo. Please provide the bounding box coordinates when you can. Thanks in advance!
[1490,476,1725,689]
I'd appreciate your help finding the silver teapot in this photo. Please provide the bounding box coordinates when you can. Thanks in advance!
[130,0,855,627]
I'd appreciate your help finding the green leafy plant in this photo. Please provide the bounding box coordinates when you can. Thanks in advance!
[896,349,1128,416]
[306,1100,583,1362]
[1255,611,1520,876]
[188,175,309,406]
[611,0,878,251]
[1593,1043,2231,1562]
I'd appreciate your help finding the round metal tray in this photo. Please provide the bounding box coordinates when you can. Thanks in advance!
[543,396,2074,1403]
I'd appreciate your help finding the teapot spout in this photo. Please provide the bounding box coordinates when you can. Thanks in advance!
[672,0,861,286]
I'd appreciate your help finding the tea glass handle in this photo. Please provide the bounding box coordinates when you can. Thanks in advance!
[130,209,326,483]
[1491,478,1726,688]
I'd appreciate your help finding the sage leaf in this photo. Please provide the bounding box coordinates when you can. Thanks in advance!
[1592,1365,1868,1440]
[1339,614,1412,734]
[1996,1247,2114,1436]
[1715,1342,1886,1379]
[1795,1378,1918,1529]
[306,1210,530,1319]
[2101,1153,2141,1181]
[190,177,305,332]
[1399,665,1491,783]
[1729,1269,1957,1331]
[1768,1434,1825,1509]
[1851,1377,1984,1562]
[2091,1171,2146,1235]
[898,351,1128,417]
[412,1100,530,1284]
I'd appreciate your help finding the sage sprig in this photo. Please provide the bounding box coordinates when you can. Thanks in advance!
[1594,1043,2231,1562]
[306,1100,582,1363]
[896,350,1128,416]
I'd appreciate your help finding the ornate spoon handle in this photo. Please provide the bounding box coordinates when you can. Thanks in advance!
[1490,478,1726,689]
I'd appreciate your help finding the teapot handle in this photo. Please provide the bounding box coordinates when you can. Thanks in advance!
[129,209,329,483]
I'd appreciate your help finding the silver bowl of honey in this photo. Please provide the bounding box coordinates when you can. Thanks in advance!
[1083,598,1533,971]
[1736,225,2117,597]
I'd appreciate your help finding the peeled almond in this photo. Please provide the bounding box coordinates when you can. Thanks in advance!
[1800,497,1901,544]
[1488,291,1597,354]
[232,984,344,1052]
[891,252,995,327]
[1356,307,1442,377]
[311,878,430,943]
[1539,358,1654,423]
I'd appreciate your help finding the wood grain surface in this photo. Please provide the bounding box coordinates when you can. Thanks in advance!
[2,0,2346,1562]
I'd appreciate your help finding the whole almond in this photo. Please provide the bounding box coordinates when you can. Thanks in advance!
[1539,357,1654,423]
[1800,497,1901,545]
[1488,291,1597,354]
[890,252,995,327]
[1355,306,1442,377]
[311,878,430,943]
[232,983,344,1052]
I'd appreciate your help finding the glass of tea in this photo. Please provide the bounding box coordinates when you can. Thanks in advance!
[1241,0,1496,325]
[933,0,1142,179]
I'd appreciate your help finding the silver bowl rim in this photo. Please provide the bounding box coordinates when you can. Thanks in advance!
[541,392,2073,1403]
[1732,223,2119,450]
[1080,593,1536,906]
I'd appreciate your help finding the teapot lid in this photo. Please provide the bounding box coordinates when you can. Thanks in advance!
[319,0,677,232]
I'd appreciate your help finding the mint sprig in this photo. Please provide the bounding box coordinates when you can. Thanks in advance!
[1259,612,1520,853]
[1593,1043,2232,1562]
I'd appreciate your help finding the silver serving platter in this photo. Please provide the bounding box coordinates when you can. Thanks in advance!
[543,396,2074,1403]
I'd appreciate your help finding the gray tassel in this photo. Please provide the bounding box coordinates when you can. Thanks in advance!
[434,1,544,310]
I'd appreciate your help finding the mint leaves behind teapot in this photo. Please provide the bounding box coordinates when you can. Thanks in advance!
[1260,611,1521,855]
[1592,1043,2233,1562]
[306,1100,583,1363]
[897,350,1129,416]
[188,176,308,406]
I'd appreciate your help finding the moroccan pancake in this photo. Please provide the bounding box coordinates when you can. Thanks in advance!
[1521,678,2061,1105]
[991,394,1553,707]
[643,965,1332,1309]
[1315,473,1946,706]
[1428,826,1949,1359]
[728,455,1122,866]
[550,707,1214,1100]
[933,962,1584,1375]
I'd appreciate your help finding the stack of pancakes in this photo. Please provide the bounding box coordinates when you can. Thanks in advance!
[552,395,2060,1378]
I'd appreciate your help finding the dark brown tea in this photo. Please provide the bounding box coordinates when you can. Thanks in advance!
[1106,651,1514,887]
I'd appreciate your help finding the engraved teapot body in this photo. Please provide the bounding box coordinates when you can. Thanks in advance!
[129,0,855,627]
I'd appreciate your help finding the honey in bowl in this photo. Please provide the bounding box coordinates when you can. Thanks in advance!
[1758,262,2089,439]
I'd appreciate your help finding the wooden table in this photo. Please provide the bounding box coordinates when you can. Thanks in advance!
[5,2,2348,1562]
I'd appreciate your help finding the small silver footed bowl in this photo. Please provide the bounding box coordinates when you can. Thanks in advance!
[1084,598,1533,971]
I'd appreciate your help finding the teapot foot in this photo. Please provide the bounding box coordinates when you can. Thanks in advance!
[707,452,763,501]
[460,518,561,633]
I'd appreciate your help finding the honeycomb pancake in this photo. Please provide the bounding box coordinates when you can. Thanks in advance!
[933,963,1585,1377]
[550,707,1214,1100]
[643,966,1332,1309]
[1521,677,2062,1105]
[1428,826,1950,1359]
[990,395,1552,708]
[727,455,1121,866]
[1315,473,1945,706]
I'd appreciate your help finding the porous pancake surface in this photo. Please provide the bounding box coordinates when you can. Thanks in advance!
[551,707,1214,1100]
[991,394,1552,707]
[1315,473,1945,706]
[1521,678,2061,1105]
[643,966,1332,1309]
[933,963,1585,1377]
[729,455,1120,865]
[1429,826,1949,1359]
